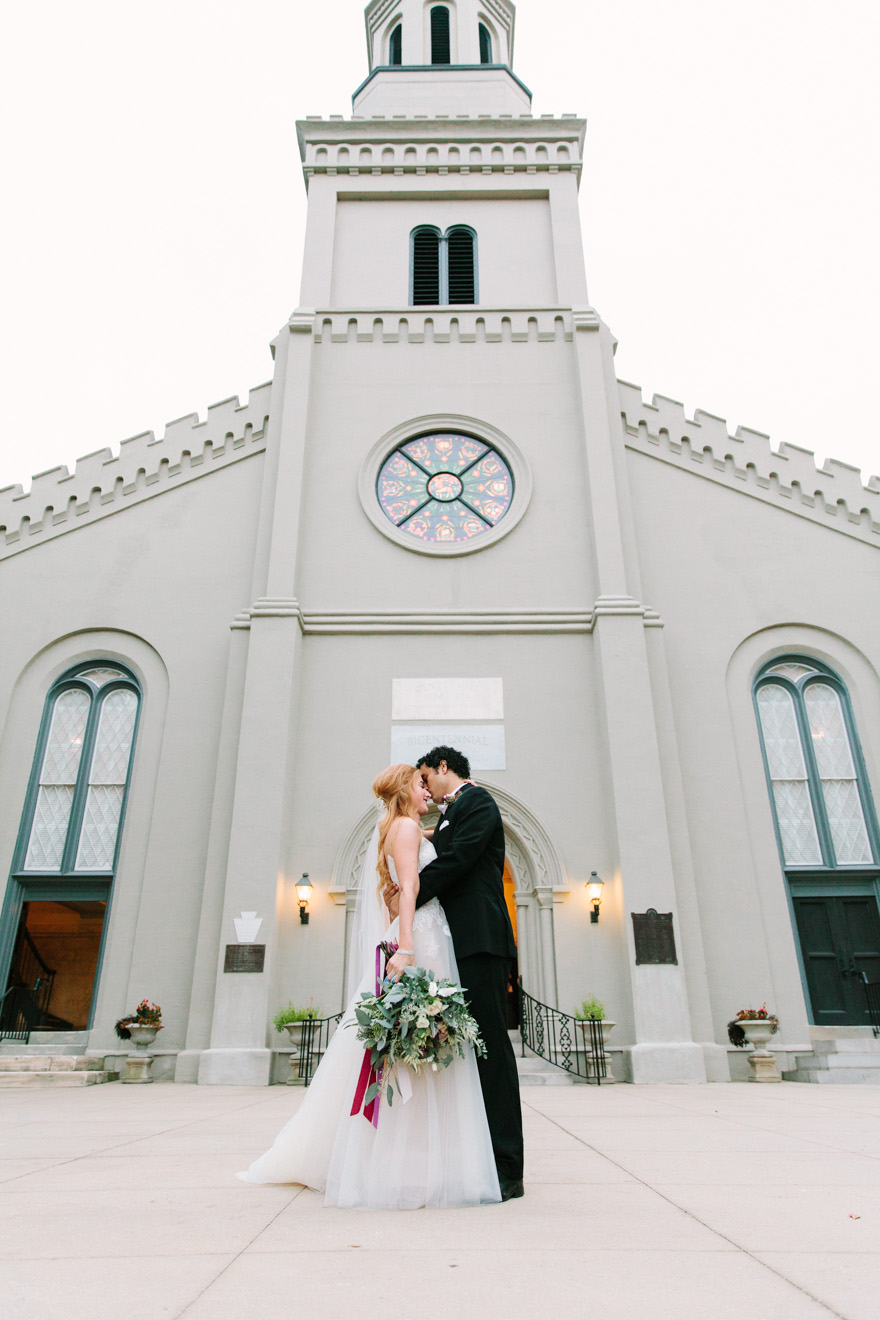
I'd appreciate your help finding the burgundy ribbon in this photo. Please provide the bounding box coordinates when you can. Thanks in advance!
[350,944,384,1128]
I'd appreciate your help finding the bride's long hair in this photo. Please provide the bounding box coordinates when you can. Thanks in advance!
[372,763,418,893]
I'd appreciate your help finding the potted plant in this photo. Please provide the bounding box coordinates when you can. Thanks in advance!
[115,998,163,1049]
[274,1001,323,1085]
[115,999,163,1085]
[727,1004,781,1082]
[573,994,616,1083]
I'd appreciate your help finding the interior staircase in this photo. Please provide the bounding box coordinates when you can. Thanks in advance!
[783,1026,880,1084]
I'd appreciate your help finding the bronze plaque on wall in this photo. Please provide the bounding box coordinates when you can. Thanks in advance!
[632,911,677,965]
[224,944,266,974]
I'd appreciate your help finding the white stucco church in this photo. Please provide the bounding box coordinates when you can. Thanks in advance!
[2,0,879,1086]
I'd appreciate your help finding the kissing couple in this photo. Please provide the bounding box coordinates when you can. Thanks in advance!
[238,746,524,1209]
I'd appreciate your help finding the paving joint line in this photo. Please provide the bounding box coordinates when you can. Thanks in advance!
[172,1186,307,1319]
[523,1099,849,1320]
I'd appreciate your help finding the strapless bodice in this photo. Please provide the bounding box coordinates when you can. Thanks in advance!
[387,835,437,887]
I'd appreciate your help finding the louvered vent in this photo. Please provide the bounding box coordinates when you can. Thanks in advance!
[389,23,402,66]
[431,6,451,64]
[447,228,476,304]
[412,228,441,304]
[479,23,492,64]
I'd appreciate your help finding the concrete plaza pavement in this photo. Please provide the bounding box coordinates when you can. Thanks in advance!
[1,1080,878,1319]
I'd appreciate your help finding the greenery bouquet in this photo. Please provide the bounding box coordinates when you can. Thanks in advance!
[350,942,486,1118]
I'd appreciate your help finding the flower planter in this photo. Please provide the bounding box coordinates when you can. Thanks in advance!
[577,1019,616,1084]
[739,1019,781,1083]
[123,1023,162,1085]
[282,1021,311,1085]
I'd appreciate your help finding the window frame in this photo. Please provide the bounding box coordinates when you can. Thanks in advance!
[430,5,452,65]
[479,22,493,64]
[358,413,533,558]
[14,663,142,878]
[409,224,479,306]
[388,21,402,65]
[753,656,880,875]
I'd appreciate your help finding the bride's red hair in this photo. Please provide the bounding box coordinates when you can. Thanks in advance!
[372,763,419,892]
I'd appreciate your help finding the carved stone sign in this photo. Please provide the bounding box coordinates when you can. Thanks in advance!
[632,910,678,965]
[392,678,504,721]
[224,944,266,974]
[390,724,506,770]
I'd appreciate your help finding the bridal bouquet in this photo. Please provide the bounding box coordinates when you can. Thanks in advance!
[350,943,486,1117]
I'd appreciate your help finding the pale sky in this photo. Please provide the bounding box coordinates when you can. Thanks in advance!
[1,0,878,491]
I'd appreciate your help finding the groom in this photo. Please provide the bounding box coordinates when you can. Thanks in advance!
[389,745,524,1201]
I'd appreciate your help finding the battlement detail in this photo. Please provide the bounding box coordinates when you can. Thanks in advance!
[0,383,272,560]
[297,116,585,188]
[312,307,573,344]
[619,381,880,546]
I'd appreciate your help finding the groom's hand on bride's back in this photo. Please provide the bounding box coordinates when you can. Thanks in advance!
[383,879,400,918]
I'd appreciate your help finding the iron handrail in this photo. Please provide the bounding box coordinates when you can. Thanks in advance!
[518,980,607,1084]
[294,1012,344,1085]
[859,972,880,1037]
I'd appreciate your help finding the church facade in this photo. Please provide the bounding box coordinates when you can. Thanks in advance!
[2,0,879,1085]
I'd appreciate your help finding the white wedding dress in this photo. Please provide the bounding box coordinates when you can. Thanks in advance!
[238,836,501,1209]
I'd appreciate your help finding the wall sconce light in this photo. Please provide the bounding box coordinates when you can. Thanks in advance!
[296,873,314,925]
[587,871,605,924]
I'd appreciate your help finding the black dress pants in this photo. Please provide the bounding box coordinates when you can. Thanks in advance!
[457,952,524,1183]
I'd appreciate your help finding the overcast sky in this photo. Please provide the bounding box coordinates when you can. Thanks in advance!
[1,0,878,491]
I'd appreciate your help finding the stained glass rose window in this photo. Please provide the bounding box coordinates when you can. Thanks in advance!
[377,433,514,544]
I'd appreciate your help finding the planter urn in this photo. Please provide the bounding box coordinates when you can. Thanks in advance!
[739,1019,781,1083]
[123,1024,162,1084]
[577,1019,617,1084]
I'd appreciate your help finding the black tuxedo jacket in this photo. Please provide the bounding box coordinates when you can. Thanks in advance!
[415,784,516,962]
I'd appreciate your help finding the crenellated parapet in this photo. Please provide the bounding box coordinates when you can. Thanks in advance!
[0,383,272,560]
[297,115,585,187]
[312,307,572,344]
[619,381,880,546]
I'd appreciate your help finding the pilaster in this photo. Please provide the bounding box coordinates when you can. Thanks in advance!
[197,316,316,1085]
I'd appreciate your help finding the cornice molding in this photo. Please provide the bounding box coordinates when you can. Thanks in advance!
[229,601,663,634]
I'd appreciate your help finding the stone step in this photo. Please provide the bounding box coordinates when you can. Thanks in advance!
[516,1056,576,1086]
[783,1067,880,1085]
[809,1038,880,1056]
[0,1069,119,1088]
[0,1037,90,1057]
[0,1055,107,1073]
[809,1025,877,1041]
[792,1052,880,1071]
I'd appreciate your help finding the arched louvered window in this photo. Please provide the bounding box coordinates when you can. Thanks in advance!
[754,659,878,870]
[18,665,141,875]
[446,226,476,303]
[410,225,478,305]
[389,23,402,65]
[431,6,451,64]
[479,23,493,64]
[411,227,441,304]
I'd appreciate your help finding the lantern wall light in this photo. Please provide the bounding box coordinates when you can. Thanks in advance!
[296,873,314,925]
[587,871,605,923]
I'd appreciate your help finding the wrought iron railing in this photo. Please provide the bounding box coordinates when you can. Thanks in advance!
[0,928,57,1035]
[294,1012,345,1085]
[518,980,607,1084]
[0,987,30,1043]
[859,974,880,1037]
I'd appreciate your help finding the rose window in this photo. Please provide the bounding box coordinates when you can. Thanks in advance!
[377,433,514,544]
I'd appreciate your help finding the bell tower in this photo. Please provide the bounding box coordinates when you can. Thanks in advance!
[356,0,529,116]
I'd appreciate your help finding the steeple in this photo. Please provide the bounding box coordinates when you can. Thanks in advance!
[355,0,530,116]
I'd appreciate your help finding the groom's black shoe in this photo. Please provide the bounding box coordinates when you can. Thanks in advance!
[499,1178,524,1201]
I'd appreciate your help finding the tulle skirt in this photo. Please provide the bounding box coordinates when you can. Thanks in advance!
[237,900,501,1209]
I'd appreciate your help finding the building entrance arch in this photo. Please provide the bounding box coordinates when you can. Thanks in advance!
[331,785,568,1009]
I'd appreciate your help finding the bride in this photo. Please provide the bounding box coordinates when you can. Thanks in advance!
[238,763,501,1209]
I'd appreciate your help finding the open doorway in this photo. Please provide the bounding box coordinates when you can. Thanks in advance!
[503,859,519,1027]
[1,900,107,1033]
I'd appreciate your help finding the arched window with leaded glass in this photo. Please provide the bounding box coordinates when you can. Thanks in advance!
[754,660,878,870]
[19,665,141,876]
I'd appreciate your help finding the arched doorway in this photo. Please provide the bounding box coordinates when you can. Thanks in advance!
[332,787,567,1009]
